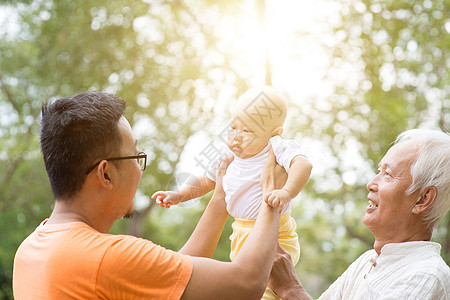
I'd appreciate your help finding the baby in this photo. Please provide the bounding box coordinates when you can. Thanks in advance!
[152,86,312,300]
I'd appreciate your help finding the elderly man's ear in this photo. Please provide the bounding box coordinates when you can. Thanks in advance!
[412,186,437,214]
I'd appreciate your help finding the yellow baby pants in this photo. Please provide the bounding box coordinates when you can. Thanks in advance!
[229,213,300,300]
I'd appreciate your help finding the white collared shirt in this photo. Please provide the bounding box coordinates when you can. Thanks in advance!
[319,241,450,300]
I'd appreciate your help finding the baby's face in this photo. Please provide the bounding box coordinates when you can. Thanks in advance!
[227,86,286,159]
[227,110,273,159]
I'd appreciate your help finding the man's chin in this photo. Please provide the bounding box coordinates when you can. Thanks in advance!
[123,210,135,219]
[362,214,376,230]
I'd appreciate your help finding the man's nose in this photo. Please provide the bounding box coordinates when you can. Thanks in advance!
[366,176,378,192]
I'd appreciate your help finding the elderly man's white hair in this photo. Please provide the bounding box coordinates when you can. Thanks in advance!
[395,129,450,227]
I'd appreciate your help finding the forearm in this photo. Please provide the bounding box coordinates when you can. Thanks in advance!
[269,243,313,300]
[233,201,279,286]
[178,175,215,202]
[279,287,313,300]
[179,189,228,257]
[180,203,279,300]
[185,202,280,299]
[283,156,312,197]
[180,152,286,300]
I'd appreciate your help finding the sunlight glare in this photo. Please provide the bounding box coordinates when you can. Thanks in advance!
[216,0,341,106]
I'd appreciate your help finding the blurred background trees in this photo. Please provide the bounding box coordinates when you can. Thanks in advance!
[0,0,448,298]
[290,0,449,291]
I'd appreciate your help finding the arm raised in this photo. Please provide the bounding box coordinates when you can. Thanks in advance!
[181,201,279,299]
[265,155,312,212]
[268,244,313,300]
[181,149,286,299]
[179,156,231,257]
[283,155,312,199]
[152,175,216,208]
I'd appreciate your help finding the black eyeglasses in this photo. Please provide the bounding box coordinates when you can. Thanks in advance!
[84,151,147,175]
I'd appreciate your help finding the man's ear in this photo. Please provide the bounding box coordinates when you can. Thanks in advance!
[95,160,114,190]
[272,127,283,137]
[412,186,437,214]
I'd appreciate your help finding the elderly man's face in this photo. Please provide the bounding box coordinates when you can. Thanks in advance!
[363,141,420,240]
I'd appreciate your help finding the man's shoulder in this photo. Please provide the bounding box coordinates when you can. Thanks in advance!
[377,242,450,292]
[412,251,450,278]
[66,226,164,258]
[22,222,158,261]
[383,241,448,273]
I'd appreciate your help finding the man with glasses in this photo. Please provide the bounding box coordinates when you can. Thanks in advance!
[13,91,286,299]
[84,152,147,175]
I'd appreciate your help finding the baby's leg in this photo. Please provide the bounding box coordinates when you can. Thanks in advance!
[229,218,254,261]
[229,214,300,300]
[276,214,300,265]
[262,287,280,300]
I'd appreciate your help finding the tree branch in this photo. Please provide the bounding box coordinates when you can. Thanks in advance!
[444,216,450,256]
[439,106,449,133]
[127,200,156,237]
[173,0,248,86]
[0,73,21,113]
[1,109,41,185]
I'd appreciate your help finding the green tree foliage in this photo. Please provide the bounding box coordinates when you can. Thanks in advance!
[289,0,449,296]
[0,1,246,298]
[0,0,448,299]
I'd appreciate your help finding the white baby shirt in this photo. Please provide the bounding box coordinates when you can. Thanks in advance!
[207,136,305,219]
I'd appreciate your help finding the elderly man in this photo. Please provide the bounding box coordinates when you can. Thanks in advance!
[13,91,287,300]
[269,129,450,299]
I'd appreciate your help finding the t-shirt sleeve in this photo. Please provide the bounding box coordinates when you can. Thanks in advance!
[96,235,193,300]
[270,136,306,173]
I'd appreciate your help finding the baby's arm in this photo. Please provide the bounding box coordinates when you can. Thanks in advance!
[265,155,312,213]
[152,175,216,208]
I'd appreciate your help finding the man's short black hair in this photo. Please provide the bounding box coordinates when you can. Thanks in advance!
[40,91,126,200]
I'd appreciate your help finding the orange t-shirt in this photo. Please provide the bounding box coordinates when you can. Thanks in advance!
[13,220,193,299]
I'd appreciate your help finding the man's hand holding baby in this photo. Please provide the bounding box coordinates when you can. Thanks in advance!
[261,146,289,213]
[261,147,312,214]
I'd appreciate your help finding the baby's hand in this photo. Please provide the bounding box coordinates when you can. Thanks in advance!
[151,191,182,208]
[264,189,292,214]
